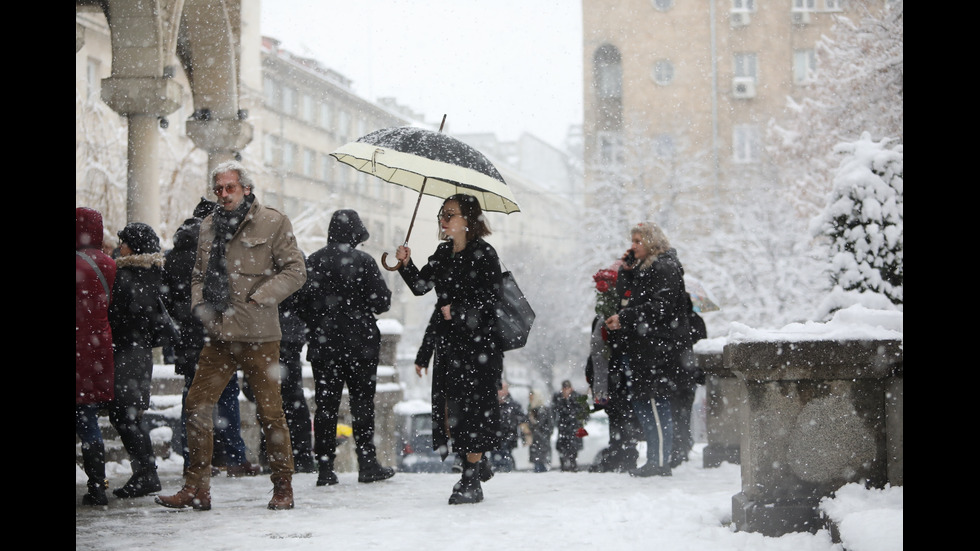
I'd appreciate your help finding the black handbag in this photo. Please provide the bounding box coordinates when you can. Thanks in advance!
[151,297,181,348]
[495,269,535,352]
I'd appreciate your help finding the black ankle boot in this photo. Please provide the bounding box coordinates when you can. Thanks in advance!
[82,479,108,506]
[449,459,484,505]
[112,465,161,498]
[316,459,338,486]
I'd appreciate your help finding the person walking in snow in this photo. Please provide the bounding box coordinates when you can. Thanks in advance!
[552,380,587,472]
[162,199,260,478]
[395,193,504,504]
[156,160,306,511]
[76,207,117,506]
[106,222,168,499]
[295,209,394,487]
[603,222,694,477]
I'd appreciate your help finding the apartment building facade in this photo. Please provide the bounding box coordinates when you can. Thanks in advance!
[582,0,856,217]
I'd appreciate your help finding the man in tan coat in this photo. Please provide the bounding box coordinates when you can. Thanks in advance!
[156,161,307,511]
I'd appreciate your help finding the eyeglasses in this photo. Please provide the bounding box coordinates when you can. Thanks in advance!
[437,213,461,223]
[212,184,241,196]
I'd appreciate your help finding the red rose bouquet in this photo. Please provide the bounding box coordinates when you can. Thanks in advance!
[592,265,621,319]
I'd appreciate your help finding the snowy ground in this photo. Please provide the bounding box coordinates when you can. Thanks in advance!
[76,443,901,551]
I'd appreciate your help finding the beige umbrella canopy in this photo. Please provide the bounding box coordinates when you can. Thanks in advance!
[330,116,521,270]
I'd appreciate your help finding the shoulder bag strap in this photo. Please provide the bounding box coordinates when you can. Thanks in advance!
[77,250,110,299]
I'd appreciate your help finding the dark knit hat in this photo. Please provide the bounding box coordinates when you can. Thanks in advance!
[117,222,161,255]
[193,197,217,219]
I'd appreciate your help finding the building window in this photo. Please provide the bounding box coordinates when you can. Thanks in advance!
[263,76,278,106]
[793,49,816,84]
[282,86,296,116]
[653,134,676,159]
[595,46,623,99]
[321,155,332,183]
[652,60,674,85]
[598,131,624,166]
[86,58,101,101]
[302,148,316,177]
[320,104,333,130]
[824,0,843,11]
[282,141,297,172]
[734,52,758,80]
[337,109,350,143]
[733,124,760,163]
[651,0,673,11]
[793,0,816,10]
[732,0,755,11]
[301,93,315,124]
[263,134,279,166]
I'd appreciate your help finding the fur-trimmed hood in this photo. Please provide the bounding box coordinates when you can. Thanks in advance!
[113,252,165,270]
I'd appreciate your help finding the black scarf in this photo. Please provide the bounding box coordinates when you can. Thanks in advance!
[203,194,254,312]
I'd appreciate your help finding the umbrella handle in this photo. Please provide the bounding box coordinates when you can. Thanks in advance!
[380,115,446,273]
[381,252,402,271]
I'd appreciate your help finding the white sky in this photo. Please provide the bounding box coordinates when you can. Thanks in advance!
[259,0,584,150]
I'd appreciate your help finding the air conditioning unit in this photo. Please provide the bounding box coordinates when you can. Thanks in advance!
[732,77,756,99]
[730,11,751,27]
[791,10,812,25]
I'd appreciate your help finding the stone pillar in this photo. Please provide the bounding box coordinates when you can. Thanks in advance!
[727,339,903,537]
[101,76,182,227]
[185,117,253,173]
[698,349,745,468]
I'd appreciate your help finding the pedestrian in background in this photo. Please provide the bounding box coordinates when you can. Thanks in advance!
[489,381,530,473]
[553,380,586,472]
[107,222,167,498]
[603,222,694,478]
[527,389,553,473]
[76,207,117,506]
[297,209,394,487]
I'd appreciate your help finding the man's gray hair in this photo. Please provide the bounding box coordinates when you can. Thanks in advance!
[210,160,255,191]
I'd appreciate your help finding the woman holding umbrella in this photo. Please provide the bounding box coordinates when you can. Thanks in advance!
[395,193,503,505]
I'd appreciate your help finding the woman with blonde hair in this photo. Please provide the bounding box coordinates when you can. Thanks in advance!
[603,222,694,477]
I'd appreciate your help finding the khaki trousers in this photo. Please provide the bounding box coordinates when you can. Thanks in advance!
[184,340,294,489]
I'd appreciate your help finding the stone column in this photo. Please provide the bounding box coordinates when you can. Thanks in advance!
[727,339,903,537]
[698,349,745,468]
[101,76,182,226]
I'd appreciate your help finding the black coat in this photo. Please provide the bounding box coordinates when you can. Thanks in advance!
[398,237,503,455]
[553,390,586,453]
[296,210,390,361]
[110,253,166,351]
[610,248,694,399]
[162,218,206,352]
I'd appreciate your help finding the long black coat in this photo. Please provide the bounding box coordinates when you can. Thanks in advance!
[610,248,694,399]
[399,237,503,455]
[109,252,166,407]
[296,210,390,362]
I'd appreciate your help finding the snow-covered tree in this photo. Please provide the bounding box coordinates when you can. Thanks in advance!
[810,133,903,318]
[767,0,903,220]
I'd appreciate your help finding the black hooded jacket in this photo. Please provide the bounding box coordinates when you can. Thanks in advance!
[296,210,391,361]
[162,217,207,352]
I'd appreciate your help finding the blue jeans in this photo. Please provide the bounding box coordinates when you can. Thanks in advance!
[631,395,673,468]
[75,404,103,450]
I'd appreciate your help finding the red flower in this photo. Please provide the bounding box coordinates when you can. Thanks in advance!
[592,269,618,292]
[624,290,631,298]
[575,427,589,438]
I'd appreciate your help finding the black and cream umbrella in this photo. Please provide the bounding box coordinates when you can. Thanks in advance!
[330,116,521,269]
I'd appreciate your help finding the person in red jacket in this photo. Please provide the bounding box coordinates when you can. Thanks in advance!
[76,207,117,506]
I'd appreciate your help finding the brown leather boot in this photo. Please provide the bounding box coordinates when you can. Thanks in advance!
[268,475,294,510]
[154,485,211,511]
